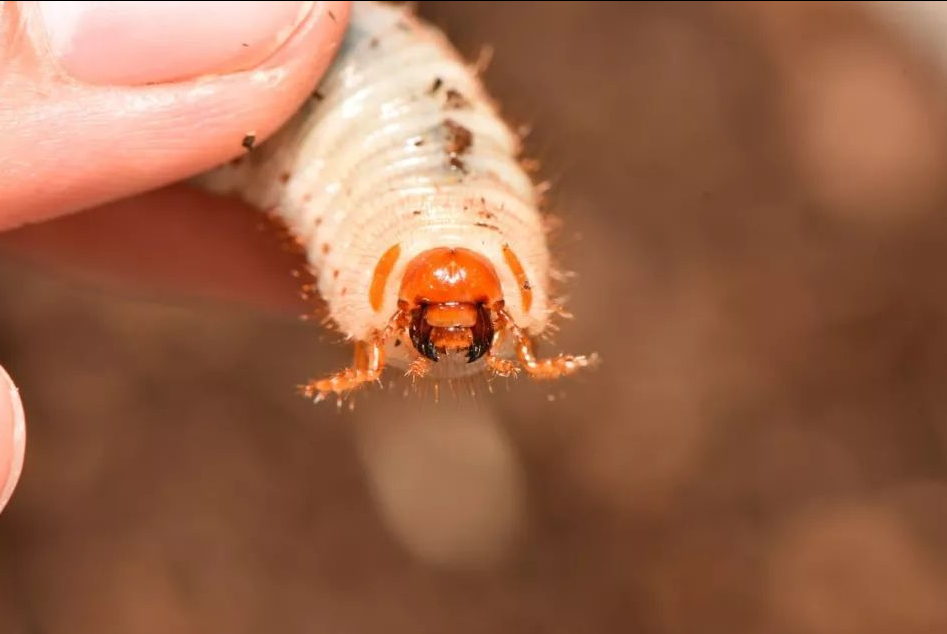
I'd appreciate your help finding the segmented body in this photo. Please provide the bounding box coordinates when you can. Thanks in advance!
[197,1,559,378]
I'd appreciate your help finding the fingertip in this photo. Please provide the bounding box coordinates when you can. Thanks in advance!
[0,1,352,229]
[0,363,27,515]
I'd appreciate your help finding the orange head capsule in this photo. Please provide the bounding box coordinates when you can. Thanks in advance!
[398,247,503,363]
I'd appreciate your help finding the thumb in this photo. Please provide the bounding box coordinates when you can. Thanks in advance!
[0,1,350,230]
[0,363,26,515]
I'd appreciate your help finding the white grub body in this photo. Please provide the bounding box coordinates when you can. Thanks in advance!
[197,1,552,371]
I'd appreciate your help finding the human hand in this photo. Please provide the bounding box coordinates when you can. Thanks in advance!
[0,0,352,514]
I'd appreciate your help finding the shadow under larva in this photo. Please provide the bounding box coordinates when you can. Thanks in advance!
[194,0,598,405]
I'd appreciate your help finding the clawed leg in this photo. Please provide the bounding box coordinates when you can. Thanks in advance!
[488,311,596,380]
[513,329,597,380]
[299,338,387,403]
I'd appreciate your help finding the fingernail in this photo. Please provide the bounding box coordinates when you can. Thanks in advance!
[0,364,26,513]
[36,1,316,85]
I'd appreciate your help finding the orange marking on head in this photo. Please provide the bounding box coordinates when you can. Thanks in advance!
[424,304,479,328]
[369,244,402,312]
[502,244,532,313]
[399,247,502,307]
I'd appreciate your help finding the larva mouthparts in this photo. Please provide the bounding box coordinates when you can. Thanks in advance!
[194,1,597,403]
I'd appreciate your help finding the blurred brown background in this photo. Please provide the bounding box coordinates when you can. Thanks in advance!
[4,1,947,632]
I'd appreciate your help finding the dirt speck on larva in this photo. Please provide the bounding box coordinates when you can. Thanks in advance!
[413,210,423,216]
[242,133,256,151]
[429,77,443,94]
[445,88,470,109]
[444,119,473,156]
[450,156,468,173]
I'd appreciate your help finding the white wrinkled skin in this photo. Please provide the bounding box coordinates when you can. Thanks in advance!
[196,1,551,348]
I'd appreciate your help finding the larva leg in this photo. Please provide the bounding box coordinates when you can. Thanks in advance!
[299,338,387,402]
[514,335,595,380]
[494,308,594,380]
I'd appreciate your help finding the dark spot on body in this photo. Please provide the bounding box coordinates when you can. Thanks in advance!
[413,137,425,147]
[449,156,468,173]
[445,88,470,109]
[322,244,330,255]
[279,172,290,184]
[333,269,340,279]
[478,209,497,220]
[242,133,256,151]
[429,77,443,94]
[341,287,348,296]
[412,210,422,216]
[328,10,337,22]
[394,339,401,347]
[444,119,472,156]
[475,222,500,231]
[313,90,324,101]
[370,37,379,48]
[229,157,244,167]
[241,42,249,48]
[523,281,532,290]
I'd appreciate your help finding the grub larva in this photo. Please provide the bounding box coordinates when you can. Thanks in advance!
[196,1,596,402]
